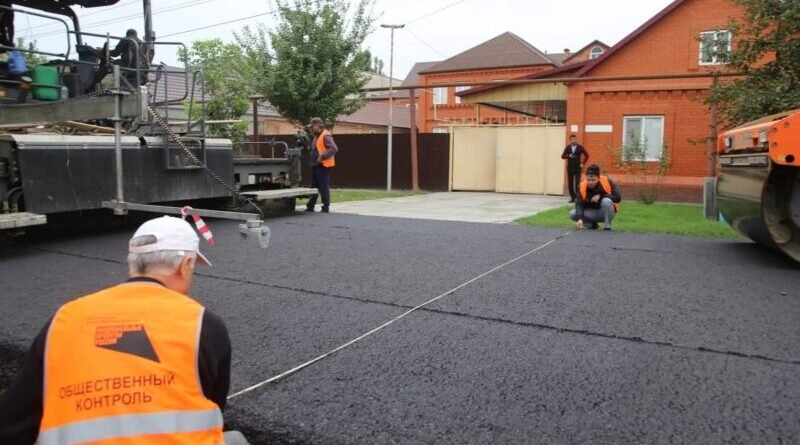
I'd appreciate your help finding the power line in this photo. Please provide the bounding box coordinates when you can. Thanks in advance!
[405,0,470,25]
[23,0,163,33]
[26,0,224,40]
[394,0,472,60]
[405,27,446,57]
[160,10,278,39]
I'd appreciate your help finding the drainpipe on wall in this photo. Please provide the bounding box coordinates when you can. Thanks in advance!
[704,75,719,220]
[410,88,419,191]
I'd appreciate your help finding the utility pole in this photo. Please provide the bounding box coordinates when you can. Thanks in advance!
[381,23,404,191]
[250,95,264,154]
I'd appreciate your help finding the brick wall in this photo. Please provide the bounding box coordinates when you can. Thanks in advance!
[565,0,744,191]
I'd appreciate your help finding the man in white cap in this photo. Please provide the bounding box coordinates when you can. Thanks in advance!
[0,216,249,445]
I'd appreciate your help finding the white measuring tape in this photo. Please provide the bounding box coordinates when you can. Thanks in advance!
[227,230,573,400]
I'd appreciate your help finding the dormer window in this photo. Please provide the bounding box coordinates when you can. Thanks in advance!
[589,46,604,60]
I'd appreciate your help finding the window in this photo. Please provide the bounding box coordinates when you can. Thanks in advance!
[432,127,449,134]
[433,87,448,105]
[699,30,731,65]
[623,116,665,161]
[454,86,471,104]
[589,46,604,60]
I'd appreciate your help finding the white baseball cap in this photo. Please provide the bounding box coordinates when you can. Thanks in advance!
[129,216,212,267]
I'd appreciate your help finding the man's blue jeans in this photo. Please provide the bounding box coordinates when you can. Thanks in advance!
[307,166,331,211]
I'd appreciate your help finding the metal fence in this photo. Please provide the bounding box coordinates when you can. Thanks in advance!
[248,133,451,191]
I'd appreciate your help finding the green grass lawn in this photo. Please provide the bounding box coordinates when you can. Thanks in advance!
[516,202,741,239]
[298,188,424,205]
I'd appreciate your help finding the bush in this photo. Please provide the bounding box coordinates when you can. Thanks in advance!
[604,137,670,204]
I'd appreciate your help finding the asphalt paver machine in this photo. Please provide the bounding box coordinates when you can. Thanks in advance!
[0,1,316,243]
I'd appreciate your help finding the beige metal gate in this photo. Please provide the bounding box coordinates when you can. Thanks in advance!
[451,127,497,191]
[451,126,565,194]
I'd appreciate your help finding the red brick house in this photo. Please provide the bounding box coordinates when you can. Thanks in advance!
[457,0,744,200]
[568,0,743,197]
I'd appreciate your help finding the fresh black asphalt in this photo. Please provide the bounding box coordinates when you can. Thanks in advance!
[1,212,799,444]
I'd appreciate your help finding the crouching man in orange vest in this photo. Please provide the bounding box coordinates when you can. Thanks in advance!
[569,164,622,231]
[0,216,250,445]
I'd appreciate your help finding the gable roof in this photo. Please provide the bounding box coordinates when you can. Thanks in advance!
[456,61,590,97]
[563,40,610,63]
[245,100,411,129]
[364,72,403,91]
[420,32,557,75]
[402,61,440,87]
[338,101,411,129]
[547,53,568,65]
[576,0,688,77]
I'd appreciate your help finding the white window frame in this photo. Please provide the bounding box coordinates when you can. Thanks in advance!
[589,46,604,60]
[454,86,471,104]
[622,115,665,161]
[432,127,449,134]
[699,30,732,65]
[433,86,448,105]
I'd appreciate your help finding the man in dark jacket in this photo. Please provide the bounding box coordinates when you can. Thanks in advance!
[569,164,621,231]
[305,117,338,213]
[561,134,590,203]
[109,29,149,86]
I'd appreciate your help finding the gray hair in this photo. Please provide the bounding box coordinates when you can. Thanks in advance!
[127,235,196,275]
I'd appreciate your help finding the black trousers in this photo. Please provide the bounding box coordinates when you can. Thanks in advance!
[307,166,331,210]
[567,168,581,200]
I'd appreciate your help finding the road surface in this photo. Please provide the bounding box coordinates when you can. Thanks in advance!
[1,213,798,444]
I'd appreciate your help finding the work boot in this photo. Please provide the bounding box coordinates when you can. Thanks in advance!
[321,207,330,213]
[305,207,315,213]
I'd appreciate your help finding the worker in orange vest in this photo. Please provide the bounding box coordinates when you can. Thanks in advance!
[305,117,338,213]
[569,164,622,231]
[0,216,250,445]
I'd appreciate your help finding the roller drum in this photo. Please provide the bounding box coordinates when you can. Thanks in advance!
[718,163,800,262]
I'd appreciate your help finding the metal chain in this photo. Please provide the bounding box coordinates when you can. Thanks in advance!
[146,105,264,217]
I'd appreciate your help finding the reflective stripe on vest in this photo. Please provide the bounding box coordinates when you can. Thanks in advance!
[317,130,335,168]
[39,283,224,445]
[38,409,223,445]
[579,176,620,212]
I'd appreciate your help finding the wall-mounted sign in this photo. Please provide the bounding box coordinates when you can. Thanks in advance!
[585,125,613,133]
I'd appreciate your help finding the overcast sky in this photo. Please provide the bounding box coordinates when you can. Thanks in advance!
[18,0,675,80]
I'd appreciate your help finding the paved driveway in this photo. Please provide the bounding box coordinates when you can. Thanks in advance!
[325,191,566,223]
[2,214,798,444]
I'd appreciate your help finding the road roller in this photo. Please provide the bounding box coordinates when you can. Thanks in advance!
[717,109,800,263]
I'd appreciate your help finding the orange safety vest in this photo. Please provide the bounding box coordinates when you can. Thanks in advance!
[580,175,620,213]
[38,282,224,445]
[316,129,336,168]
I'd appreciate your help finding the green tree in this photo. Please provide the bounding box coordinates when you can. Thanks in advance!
[238,0,374,127]
[372,56,385,75]
[180,39,254,143]
[706,0,800,127]
[15,37,47,66]
[355,48,384,74]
